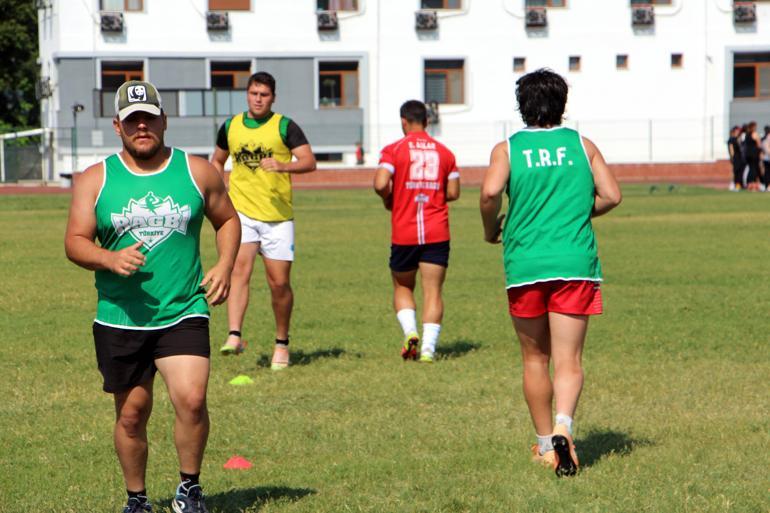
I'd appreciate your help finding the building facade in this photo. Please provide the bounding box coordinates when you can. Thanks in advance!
[36,0,770,179]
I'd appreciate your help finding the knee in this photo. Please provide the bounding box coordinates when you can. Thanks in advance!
[117,408,148,437]
[232,261,252,281]
[522,352,550,369]
[268,279,291,296]
[554,359,583,377]
[177,391,207,423]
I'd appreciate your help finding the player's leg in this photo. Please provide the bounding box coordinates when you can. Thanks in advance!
[390,244,420,360]
[222,215,261,355]
[417,261,447,362]
[259,221,294,370]
[113,381,154,496]
[512,314,553,437]
[549,312,588,424]
[93,322,157,510]
[155,352,210,512]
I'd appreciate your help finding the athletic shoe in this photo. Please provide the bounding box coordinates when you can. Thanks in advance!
[270,344,290,370]
[122,498,152,513]
[552,424,579,477]
[401,332,419,361]
[172,482,208,513]
[530,444,556,467]
[419,352,434,363]
[219,338,247,356]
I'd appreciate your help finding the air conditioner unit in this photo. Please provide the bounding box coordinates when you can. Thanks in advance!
[415,10,438,30]
[36,77,52,99]
[632,6,654,26]
[317,10,338,31]
[206,11,229,31]
[733,2,756,23]
[525,7,547,28]
[100,12,124,33]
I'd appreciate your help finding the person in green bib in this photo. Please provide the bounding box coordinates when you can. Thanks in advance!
[211,71,316,369]
[480,69,622,477]
[65,80,240,513]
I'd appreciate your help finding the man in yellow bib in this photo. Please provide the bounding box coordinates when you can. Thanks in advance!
[211,72,316,369]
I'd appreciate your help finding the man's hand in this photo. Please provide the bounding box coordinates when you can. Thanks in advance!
[260,158,284,172]
[383,194,393,211]
[200,262,232,306]
[104,241,146,276]
[484,214,505,244]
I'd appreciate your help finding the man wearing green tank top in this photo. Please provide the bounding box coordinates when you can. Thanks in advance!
[65,81,240,513]
[480,69,622,477]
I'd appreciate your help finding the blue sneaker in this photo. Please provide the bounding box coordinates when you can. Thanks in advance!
[172,482,209,513]
[122,497,152,513]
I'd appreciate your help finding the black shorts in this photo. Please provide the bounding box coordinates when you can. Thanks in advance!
[93,317,210,394]
[389,241,450,272]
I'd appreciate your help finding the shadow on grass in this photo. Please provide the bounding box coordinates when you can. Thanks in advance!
[436,340,482,360]
[160,486,316,511]
[256,347,357,368]
[578,429,653,468]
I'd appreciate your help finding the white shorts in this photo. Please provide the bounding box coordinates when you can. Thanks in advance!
[238,212,295,262]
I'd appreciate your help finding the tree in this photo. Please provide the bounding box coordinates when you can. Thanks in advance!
[0,0,39,133]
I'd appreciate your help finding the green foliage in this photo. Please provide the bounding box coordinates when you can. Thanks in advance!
[0,186,768,512]
[0,0,40,132]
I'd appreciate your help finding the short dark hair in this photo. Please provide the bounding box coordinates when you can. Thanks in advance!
[515,68,568,127]
[399,100,428,126]
[247,72,276,95]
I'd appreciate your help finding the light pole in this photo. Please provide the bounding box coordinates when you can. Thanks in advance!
[71,103,84,172]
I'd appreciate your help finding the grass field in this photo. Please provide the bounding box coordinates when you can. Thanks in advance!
[0,185,768,513]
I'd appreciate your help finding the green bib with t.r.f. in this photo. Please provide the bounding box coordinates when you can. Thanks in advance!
[94,148,209,328]
[502,127,602,288]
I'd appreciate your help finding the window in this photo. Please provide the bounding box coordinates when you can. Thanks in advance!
[317,0,358,10]
[211,62,251,89]
[101,61,143,90]
[569,56,581,72]
[616,54,629,70]
[314,152,344,162]
[424,60,464,105]
[513,57,526,72]
[100,0,142,10]
[734,53,770,98]
[671,53,683,69]
[525,0,566,6]
[630,0,671,4]
[208,0,249,10]
[422,0,462,8]
[319,61,359,108]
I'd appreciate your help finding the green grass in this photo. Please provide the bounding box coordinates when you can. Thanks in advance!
[0,185,768,513]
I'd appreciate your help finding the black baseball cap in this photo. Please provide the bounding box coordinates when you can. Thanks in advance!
[114,80,163,121]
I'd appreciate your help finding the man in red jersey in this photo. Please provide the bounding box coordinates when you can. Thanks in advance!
[374,100,460,363]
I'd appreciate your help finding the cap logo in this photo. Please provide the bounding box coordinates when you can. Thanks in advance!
[127,85,147,103]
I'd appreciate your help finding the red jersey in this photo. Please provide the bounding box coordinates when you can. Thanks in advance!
[379,131,459,245]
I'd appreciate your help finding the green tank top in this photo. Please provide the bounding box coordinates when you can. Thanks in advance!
[502,127,601,287]
[94,148,209,328]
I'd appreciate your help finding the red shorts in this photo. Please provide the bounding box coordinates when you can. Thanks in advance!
[507,280,603,318]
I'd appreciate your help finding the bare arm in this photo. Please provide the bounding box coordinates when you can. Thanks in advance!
[446,177,460,202]
[480,141,510,244]
[261,144,317,174]
[583,137,622,217]
[64,163,146,275]
[373,167,393,210]
[190,156,241,306]
[210,145,230,186]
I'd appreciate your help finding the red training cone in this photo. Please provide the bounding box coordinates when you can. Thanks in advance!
[223,455,253,470]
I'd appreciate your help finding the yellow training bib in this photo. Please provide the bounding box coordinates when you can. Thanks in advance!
[227,112,293,221]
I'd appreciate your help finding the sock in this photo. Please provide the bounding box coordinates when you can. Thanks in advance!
[536,434,554,455]
[421,323,441,354]
[127,489,148,504]
[228,330,241,338]
[396,309,417,335]
[275,338,289,347]
[555,413,573,436]
[179,471,200,491]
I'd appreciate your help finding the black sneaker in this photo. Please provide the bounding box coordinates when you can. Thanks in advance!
[172,482,209,513]
[122,497,152,513]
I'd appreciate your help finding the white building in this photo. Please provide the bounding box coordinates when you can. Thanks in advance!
[36,0,770,179]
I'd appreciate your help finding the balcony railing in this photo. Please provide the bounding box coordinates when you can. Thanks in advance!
[96,88,247,118]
